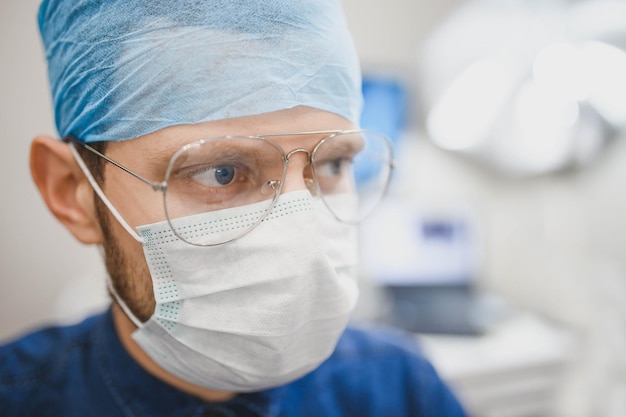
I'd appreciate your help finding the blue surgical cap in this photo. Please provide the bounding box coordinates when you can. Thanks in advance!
[38,0,363,143]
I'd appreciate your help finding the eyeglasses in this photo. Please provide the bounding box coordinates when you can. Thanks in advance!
[67,130,394,246]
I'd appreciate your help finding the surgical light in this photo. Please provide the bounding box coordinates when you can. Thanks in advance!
[419,0,626,177]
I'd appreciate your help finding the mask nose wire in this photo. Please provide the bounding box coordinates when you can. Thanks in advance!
[283,148,319,196]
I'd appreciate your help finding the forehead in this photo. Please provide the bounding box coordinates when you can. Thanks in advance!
[105,106,356,162]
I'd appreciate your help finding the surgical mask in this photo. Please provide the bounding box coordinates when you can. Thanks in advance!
[115,190,359,391]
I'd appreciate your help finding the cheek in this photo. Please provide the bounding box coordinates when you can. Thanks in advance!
[102,208,157,320]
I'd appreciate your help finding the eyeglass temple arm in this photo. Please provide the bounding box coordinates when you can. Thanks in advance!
[65,137,165,192]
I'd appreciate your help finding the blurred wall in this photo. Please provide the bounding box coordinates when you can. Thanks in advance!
[0,0,108,341]
[343,0,626,335]
[343,2,626,416]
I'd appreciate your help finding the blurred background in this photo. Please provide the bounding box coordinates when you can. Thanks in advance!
[2,0,626,416]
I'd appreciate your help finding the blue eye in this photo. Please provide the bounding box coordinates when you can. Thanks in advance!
[187,164,238,187]
[316,158,349,178]
[214,166,235,185]
[328,160,343,176]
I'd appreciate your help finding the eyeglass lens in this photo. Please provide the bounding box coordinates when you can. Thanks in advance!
[163,131,393,246]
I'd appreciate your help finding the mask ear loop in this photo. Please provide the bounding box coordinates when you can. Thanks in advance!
[69,142,146,329]
[68,143,146,244]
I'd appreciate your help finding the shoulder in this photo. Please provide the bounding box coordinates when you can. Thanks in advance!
[283,323,468,417]
[335,322,425,359]
[328,323,442,387]
[326,322,439,380]
[0,313,103,411]
[0,315,100,384]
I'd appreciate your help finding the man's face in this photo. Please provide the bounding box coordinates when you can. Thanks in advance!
[95,106,355,322]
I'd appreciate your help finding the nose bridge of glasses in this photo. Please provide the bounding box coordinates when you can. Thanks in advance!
[279,148,317,194]
[285,147,311,162]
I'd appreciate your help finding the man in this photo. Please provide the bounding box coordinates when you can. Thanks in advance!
[0,0,467,415]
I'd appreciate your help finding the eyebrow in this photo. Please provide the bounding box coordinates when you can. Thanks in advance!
[139,143,186,179]
[140,130,362,176]
[142,137,286,177]
[319,135,365,155]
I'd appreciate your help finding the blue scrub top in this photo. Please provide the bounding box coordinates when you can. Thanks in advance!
[0,308,467,416]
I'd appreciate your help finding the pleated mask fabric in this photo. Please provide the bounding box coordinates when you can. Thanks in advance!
[131,191,359,391]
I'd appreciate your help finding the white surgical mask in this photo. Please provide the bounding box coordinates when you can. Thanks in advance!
[116,190,359,391]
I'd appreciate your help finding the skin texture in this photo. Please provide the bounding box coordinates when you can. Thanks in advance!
[29,105,355,402]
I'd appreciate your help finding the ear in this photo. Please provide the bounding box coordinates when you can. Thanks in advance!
[30,135,103,244]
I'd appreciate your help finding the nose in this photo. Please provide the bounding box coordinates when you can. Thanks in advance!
[282,148,317,195]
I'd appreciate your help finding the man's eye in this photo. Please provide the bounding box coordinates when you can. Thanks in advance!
[189,164,238,187]
[316,158,351,178]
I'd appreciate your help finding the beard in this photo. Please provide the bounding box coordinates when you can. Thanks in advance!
[95,197,155,323]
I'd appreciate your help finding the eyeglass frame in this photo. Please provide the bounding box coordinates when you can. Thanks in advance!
[66,129,395,246]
